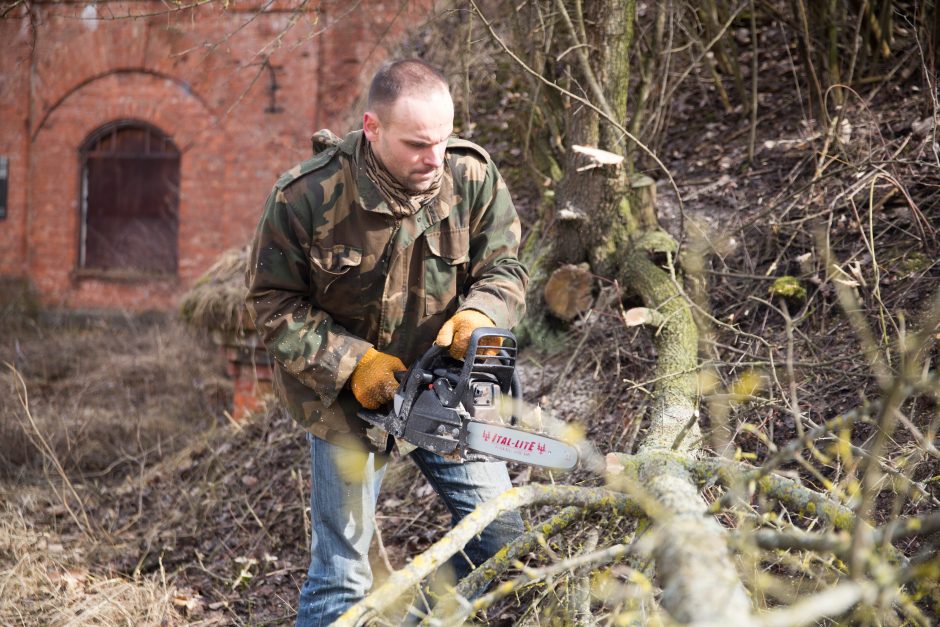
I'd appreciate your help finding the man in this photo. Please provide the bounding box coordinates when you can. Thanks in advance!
[245,59,528,626]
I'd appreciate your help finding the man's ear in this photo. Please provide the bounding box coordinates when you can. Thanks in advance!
[363,111,380,142]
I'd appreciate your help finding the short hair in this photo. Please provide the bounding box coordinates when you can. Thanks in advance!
[367,59,449,115]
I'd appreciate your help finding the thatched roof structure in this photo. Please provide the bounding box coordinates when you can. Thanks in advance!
[179,246,251,336]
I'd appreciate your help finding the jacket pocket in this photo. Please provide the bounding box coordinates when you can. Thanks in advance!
[309,244,363,295]
[424,227,470,316]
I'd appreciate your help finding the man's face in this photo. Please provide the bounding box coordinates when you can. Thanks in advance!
[363,88,454,193]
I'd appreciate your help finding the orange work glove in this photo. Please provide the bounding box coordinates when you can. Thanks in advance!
[434,309,498,360]
[350,348,407,409]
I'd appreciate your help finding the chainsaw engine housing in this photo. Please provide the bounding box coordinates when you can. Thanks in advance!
[356,328,578,470]
[359,328,519,459]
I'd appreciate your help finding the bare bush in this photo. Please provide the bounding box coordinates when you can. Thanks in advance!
[0,501,183,626]
[0,316,229,478]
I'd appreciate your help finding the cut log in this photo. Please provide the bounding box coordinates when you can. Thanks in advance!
[544,263,595,321]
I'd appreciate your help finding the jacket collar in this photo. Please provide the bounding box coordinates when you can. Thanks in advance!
[340,130,454,229]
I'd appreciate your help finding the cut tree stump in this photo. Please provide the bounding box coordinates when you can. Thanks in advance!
[544,263,594,320]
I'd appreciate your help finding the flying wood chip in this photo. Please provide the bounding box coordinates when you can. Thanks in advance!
[572,144,625,171]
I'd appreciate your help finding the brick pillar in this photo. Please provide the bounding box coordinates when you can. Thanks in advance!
[216,330,274,421]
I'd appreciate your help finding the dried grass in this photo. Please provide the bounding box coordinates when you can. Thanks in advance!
[0,317,229,478]
[0,278,40,320]
[0,502,183,626]
[179,246,251,335]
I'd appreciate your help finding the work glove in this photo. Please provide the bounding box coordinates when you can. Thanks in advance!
[435,309,498,360]
[350,348,407,409]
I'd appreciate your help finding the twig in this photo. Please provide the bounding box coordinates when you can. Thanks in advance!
[747,0,759,163]
[761,580,880,627]
[450,541,638,625]
[571,527,599,625]
[452,505,590,601]
[335,485,641,626]
[557,310,598,384]
[467,0,685,215]
[779,299,805,437]
[751,509,940,556]
[373,517,395,575]
[6,363,98,540]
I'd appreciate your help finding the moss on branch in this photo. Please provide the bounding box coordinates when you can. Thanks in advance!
[690,457,858,531]
[335,485,640,626]
[619,241,700,452]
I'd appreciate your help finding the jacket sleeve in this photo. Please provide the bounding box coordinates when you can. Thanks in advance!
[245,185,372,406]
[459,160,529,329]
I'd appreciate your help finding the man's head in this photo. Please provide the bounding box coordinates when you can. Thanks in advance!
[363,59,454,193]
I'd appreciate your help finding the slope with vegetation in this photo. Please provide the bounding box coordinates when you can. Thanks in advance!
[2,0,938,625]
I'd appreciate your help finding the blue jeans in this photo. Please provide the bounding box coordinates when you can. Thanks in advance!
[295,434,523,627]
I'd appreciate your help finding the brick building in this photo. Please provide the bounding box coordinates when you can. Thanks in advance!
[0,0,433,311]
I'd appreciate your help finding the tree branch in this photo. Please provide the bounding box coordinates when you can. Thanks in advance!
[453,505,591,600]
[553,0,616,121]
[467,0,684,213]
[335,485,640,626]
[750,510,940,556]
[442,537,635,625]
[760,580,880,627]
[691,457,858,530]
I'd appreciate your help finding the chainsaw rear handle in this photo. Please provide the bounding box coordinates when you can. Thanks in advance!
[413,344,446,377]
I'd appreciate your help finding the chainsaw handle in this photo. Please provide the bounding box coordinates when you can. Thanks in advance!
[393,344,446,425]
[458,327,518,392]
[414,344,446,374]
[399,330,522,426]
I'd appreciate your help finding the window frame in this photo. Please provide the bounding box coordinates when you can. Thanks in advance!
[77,120,181,278]
[0,156,8,221]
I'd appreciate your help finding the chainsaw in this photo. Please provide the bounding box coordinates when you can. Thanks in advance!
[357,328,579,471]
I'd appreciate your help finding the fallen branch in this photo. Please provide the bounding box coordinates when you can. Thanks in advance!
[760,580,880,627]
[441,538,636,625]
[453,505,589,600]
[635,451,757,624]
[750,509,940,557]
[334,485,641,626]
[690,457,858,530]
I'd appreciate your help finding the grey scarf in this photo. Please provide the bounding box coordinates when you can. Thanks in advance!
[362,141,443,217]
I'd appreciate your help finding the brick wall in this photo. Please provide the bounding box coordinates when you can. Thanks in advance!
[0,0,432,310]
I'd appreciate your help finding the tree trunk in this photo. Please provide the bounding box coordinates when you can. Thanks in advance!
[519,0,749,622]
[520,0,643,343]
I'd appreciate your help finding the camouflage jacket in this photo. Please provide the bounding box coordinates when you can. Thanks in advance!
[245,130,528,448]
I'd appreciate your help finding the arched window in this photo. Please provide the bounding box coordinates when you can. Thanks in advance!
[80,121,180,274]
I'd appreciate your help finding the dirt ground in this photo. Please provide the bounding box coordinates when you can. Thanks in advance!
[2,5,938,626]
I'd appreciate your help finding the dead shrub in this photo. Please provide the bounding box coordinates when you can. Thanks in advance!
[0,501,184,626]
[0,315,230,479]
